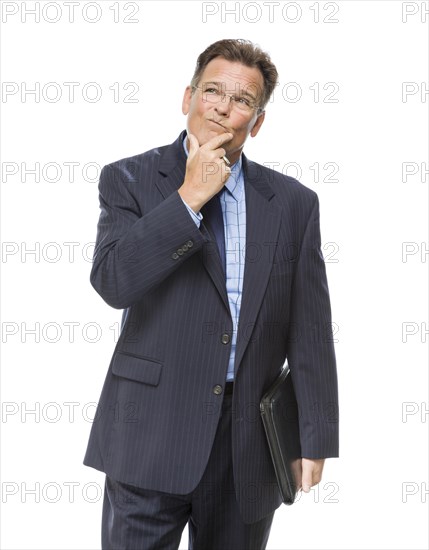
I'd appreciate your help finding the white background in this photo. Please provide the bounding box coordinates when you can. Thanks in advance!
[1,1,428,549]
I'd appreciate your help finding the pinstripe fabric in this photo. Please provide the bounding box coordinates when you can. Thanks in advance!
[181,136,246,382]
[102,394,274,549]
[83,129,339,525]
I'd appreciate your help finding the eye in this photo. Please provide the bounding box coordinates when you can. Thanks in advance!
[236,97,251,107]
[205,87,219,94]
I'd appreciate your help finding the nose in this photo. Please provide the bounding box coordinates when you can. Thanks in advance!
[214,95,233,116]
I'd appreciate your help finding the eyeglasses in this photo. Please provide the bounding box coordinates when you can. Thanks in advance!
[192,84,263,114]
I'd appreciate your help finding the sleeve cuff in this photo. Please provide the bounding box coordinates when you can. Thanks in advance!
[179,195,203,228]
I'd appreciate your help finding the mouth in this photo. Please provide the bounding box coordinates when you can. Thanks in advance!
[208,119,229,132]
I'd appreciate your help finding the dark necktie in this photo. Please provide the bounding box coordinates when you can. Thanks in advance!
[200,189,226,274]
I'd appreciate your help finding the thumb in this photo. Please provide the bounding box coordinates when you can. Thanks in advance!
[187,133,199,159]
[301,460,313,493]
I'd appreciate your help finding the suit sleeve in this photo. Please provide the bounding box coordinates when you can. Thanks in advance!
[180,195,203,228]
[89,163,207,309]
[286,194,339,459]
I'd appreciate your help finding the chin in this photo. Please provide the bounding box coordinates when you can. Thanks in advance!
[199,129,219,144]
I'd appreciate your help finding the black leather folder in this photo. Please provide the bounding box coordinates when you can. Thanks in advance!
[260,366,302,504]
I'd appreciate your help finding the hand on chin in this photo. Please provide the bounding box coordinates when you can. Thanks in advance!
[196,127,224,146]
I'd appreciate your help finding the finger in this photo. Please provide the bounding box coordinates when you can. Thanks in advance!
[301,461,313,493]
[218,160,231,179]
[212,147,226,159]
[187,133,200,158]
[202,132,233,151]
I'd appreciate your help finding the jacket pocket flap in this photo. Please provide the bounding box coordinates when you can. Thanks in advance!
[112,352,162,386]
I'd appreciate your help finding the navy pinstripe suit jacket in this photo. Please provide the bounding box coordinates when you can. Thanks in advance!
[83,129,339,524]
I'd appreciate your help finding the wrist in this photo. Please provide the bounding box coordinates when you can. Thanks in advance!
[178,188,203,214]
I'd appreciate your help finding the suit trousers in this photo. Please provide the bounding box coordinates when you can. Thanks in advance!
[101,387,275,549]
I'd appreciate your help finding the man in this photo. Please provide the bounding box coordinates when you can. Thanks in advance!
[84,39,339,549]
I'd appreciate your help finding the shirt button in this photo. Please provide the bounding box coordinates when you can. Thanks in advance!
[213,385,223,395]
[187,240,193,248]
[221,333,230,344]
[171,252,179,260]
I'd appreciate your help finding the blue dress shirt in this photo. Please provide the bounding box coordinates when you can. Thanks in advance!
[180,136,246,382]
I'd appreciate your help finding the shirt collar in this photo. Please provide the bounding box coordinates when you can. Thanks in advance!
[182,134,244,202]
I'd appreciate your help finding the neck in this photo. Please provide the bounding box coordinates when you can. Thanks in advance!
[225,148,242,166]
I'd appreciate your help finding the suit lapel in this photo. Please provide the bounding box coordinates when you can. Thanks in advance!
[155,131,282,375]
[233,157,281,376]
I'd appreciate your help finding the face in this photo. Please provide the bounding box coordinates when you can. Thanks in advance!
[182,57,266,163]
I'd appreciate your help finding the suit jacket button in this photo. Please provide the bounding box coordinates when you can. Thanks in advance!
[221,333,230,344]
[177,248,184,255]
[187,240,193,248]
[213,385,223,395]
[182,244,188,252]
[171,252,179,260]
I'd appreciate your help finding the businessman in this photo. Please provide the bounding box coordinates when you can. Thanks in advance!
[84,38,339,549]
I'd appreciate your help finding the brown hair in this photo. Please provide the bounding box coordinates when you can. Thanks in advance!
[190,39,278,113]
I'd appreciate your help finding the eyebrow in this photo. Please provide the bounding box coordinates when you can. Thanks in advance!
[202,81,258,102]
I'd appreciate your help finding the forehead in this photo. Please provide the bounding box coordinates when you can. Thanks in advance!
[199,57,264,96]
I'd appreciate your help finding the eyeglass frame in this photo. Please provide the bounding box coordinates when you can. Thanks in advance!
[191,84,265,115]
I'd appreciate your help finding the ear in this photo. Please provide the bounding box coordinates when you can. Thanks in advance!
[250,110,265,138]
[182,86,193,115]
